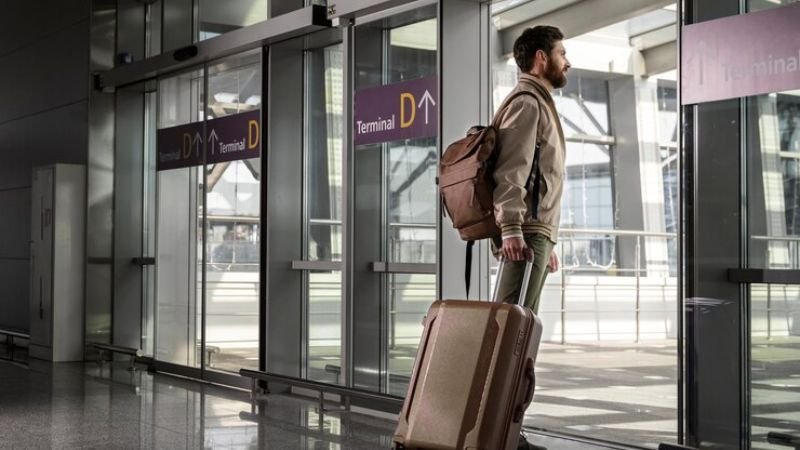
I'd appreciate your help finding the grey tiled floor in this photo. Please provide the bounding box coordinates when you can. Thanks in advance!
[0,357,619,450]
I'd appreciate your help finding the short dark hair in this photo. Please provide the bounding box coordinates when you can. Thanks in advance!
[513,26,564,73]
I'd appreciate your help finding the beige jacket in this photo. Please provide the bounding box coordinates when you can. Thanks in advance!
[492,74,566,242]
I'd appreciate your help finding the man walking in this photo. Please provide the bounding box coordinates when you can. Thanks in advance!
[492,24,570,450]
[493,25,569,315]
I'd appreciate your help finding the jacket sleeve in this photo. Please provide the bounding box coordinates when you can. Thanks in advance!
[492,96,539,239]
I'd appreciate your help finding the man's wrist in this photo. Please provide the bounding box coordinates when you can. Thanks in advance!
[501,224,523,240]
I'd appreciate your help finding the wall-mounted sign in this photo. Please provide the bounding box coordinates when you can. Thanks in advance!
[682,3,800,105]
[157,110,261,171]
[354,76,438,146]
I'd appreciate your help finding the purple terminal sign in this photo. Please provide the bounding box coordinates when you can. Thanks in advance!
[354,76,438,146]
[157,110,261,171]
[682,3,800,105]
[156,121,204,171]
[206,110,261,164]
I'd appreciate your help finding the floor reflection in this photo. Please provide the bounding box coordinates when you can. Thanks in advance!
[0,359,395,449]
[0,356,632,449]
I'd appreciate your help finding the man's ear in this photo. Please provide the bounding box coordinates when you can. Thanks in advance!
[535,49,548,65]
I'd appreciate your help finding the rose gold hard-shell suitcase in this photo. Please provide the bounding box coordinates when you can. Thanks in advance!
[394,260,542,450]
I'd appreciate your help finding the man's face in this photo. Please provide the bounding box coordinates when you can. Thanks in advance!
[544,41,570,89]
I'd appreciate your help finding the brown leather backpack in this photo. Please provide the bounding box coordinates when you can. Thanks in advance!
[439,90,540,296]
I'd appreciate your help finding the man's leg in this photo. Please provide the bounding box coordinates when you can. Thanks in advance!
[495,233,553,309]
[495,255,526,304]
[518,234,553,450]
[522,234,554,314]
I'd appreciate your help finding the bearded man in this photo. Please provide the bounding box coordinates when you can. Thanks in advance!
[491,24,571,450]
[493,25,570,314]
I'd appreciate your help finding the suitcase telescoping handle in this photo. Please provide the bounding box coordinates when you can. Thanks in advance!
[491,258,534,305]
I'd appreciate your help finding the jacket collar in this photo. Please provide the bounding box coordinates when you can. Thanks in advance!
[518,73,564,145]
[518,73,554,103]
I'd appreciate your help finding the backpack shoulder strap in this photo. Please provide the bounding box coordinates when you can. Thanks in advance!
[518,78,564,144]
[491,90,536,128]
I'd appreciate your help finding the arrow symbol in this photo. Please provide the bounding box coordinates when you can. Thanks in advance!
[193,132,202,157]
[208,129,218,154]
[417,90,436,125]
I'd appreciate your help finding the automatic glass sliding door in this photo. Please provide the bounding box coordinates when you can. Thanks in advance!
[303,42,345,384]
[153,49,263,375]
[203,50,262,373]
[155,68,204,368]
[352,6,438,395]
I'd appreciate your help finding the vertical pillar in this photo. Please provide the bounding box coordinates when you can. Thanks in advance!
[439,0,491,301]
[609,76,647,273]
[609,75,670,275]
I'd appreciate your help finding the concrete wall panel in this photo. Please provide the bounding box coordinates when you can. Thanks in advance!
[0,0,89,57]
[0,21,89,124]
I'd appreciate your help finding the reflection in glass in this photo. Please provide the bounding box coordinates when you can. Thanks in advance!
[751,284,800,448]
[307,271,342,384]
[388,137,437,265]
[748,0,797,12]
[387,273,436,396]
[307,45,344,262]
[749,92,800,447]
[305,44,344,382]
[749,92,800,270]
[203,51,261,372]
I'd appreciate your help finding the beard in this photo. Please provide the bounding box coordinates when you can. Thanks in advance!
[545,61,567,89]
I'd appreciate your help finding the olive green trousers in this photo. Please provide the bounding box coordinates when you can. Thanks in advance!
[494,233,554,313]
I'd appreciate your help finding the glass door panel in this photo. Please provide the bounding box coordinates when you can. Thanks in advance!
[203,50,262,372]
[155,68,204,367]
[748,90,800,448]
[353,7,438,395]
[305,43,344,383]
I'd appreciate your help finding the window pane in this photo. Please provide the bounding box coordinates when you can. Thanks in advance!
[306,44,344,383]
[750,284,800,446]
[351,9,438,394]
[384,17,438,395]
[388,138,437,264]
[307,270,342,383]
[749,92,800,269]
[748,91,800,447]
[308,45,344,263]
[156,68,204,367]
[387,273,435,396]
[204,50,262,372]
